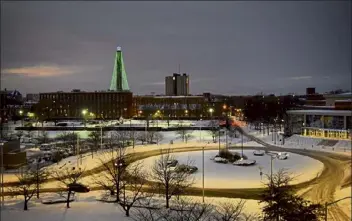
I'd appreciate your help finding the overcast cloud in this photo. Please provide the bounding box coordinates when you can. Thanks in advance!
[1,1,351,95]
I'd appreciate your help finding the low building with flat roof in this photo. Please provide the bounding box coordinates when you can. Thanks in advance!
[285,109,351,140]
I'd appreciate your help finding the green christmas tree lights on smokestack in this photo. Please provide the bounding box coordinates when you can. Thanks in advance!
[110,46,130,91]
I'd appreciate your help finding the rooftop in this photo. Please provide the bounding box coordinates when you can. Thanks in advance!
[287,109,352,116]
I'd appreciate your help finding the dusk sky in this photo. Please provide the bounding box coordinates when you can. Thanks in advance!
[1,1,351,96]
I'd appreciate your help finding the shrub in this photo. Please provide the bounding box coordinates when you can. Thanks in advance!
[218,149,246,162]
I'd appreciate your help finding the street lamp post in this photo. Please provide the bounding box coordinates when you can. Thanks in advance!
[19,110,24,126]
[199,117,202,143]
[82,109,88,127]
[202,142,210,203]
[1,141,3,208]
[218,127,221,153]
[208,108,214,119]
[241,132,244,157]
[324,197,352,221]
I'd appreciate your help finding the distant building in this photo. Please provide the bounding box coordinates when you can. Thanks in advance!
[165,73,189,96]
[324,92,352,107]
[26,93,40,102]
[306,87,316,95]
[285,91,352,140]
[286,109,351,140]
[37,91,133,120]
[133,95,206,119]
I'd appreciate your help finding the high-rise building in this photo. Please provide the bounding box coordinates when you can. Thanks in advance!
[165,73,189,96]
[110,46,130,92]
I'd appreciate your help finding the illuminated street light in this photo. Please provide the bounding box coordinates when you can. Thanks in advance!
[27,112,35,118]
[223,104,227,110]
[82,109,88,115]
[82,109,88,127]
[19,110,24,126]
[208,108,214,118]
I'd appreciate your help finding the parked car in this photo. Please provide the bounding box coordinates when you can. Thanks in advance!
[56,122,68,127]
[253,150,265,156]
[39,144,52,151]
[167,159,178,167]
[67,183,90,193]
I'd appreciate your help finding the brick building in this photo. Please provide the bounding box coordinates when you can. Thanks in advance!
[36,90,133,120]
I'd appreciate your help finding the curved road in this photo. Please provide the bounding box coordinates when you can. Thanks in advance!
[237,126,351,221]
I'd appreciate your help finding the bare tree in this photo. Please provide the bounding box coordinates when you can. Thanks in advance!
[119,161,150,217]
[171,198,214,221]
[36,131,50,144]
[24,131,34,143]
[136,131,148,145]
[30,159,49,199]
[104,132,119,156]
[175,128,193,143]
[10,168,37,210]
[51,166,86,208]
[212,201,246,221]
[15,130,24,141]
[151,149,194,208]
[132,197,213,221]
[208,120,220,143]
[148,131,164,144]
[88,130,105,158]
[115,131,130,147]
[93,147,127,202]
[57,132,77,151]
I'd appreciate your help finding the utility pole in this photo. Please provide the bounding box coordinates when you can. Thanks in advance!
[241,132,244,157]
[76,135,80,168]
[225,129,228,149]
[36,161,40,198]
[100,125,103,149]
[218,128,220,153]
[202,142,209,203]
[324,197,352,221]
[1,142,4,208]
[202,145,204,203]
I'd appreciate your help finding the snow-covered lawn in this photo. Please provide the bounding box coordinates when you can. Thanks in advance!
[1,190,262,221]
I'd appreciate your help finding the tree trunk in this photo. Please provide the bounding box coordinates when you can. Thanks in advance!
[125,207,130,217]
[36,164,40,199]
[67,190,71,208]
[165,186,169,208]
[115,181,120,202]
[24,199,28,210]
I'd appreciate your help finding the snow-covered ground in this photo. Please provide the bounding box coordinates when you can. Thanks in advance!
[242,123,351,152]
[1,190,262,221]
[334,186,352,219]
[134,149,323,189]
